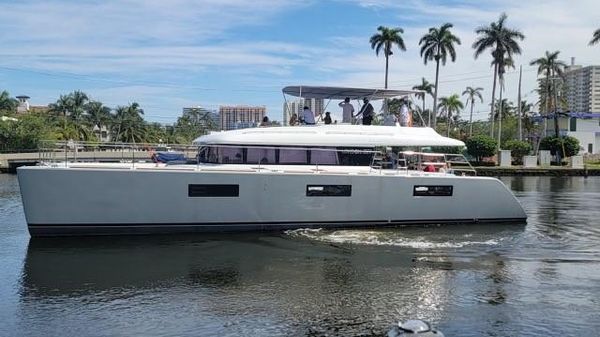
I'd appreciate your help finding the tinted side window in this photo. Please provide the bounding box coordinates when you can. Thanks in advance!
[413,185,453,197]
[306,185,351,197]
[189,184,239,197]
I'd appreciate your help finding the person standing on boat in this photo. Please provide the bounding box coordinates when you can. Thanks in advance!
[356,98,374,125]
[398,98,411,127]
[338,97,355,123]
[301,106,316,125]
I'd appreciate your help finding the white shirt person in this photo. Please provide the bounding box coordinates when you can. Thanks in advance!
[301,106,316,125]
[338,97,355,123]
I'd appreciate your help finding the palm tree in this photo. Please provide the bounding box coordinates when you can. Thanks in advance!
[412,78,434,126]
[370,26,406,89]
[438,94,464,137]
[473,13,525,137]
[492,54,515,149]
[69,90,89,120]
[0,90,18,113]
[113,102,146,143]
[461,86,483,136]
[530,50,566,138]
[85,101,112,141]
[419,23,461,129]
[590,28,600,46]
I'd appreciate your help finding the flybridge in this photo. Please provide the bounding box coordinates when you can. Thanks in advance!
[193,125,465,148]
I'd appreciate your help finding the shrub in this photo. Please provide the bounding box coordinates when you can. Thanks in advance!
[465,135,497,162]
[539,136,580,158]
[503,140,532,164]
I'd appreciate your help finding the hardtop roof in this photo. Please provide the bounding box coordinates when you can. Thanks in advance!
[282,85,422,100]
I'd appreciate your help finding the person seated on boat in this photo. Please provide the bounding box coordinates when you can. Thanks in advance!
[356,98,374,125]
[324,111,332,124]
[289,113,298,126]
[301,106,316,125]
[398,98,411,127]
[423,163,436,172]
[382,111,398,126]
[438,164,447,173]
[259,116,270,127]
[338,97,355,123]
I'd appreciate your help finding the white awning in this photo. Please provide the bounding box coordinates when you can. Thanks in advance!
[282,86,422,100]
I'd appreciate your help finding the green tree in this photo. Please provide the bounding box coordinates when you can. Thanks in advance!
[174,107,218,143]
[539,136,580,158]
[590,28,600,46]
[462,86,483,136]
[466,135,497,163]
[438,94,464,136]
[0,113,56,151]
[0,90,18,114]
[530,50,566,138]
[370,26,406,89]
[113,102,146,143]
[85,101,112,141]
[412,78,434,126]
[504,139,531,164]
[473,13,525,137]
[419,23,461,129]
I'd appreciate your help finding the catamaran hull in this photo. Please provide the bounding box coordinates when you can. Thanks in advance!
[17,166,526,236]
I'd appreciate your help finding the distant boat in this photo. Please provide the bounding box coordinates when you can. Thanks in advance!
[17,86,526,236]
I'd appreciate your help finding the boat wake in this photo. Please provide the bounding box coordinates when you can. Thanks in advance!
[285,228,501,249]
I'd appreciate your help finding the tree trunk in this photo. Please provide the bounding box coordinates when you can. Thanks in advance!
[497,83,503,151]
[490,63,498,138]
[553,70,560,138]
[545,72,550,139]
[384,54,389,89]
[432,58,440,129]
[517,65,523,141]
[423,98,428,127]
[447,109,451,137]
[469,99,474,136]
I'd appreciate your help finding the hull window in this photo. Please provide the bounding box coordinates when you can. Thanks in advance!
[306,185,352,197]
[189,184,239,197]
[413,185,453,197]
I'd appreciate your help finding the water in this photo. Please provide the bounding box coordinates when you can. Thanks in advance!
[1,174,599,337]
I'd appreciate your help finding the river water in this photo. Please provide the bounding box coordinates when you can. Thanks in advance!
[1,174,599,337]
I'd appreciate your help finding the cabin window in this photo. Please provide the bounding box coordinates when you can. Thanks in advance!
[306,185,351,197]
[413,185,453,197]
[219,147,243,164]
[188,184,239,197]
[247,148,276,164]
[337,148,374,166]
[279,149,308,164]
[310,149,339,165]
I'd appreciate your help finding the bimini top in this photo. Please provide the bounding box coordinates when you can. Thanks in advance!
[282,85,421,100]
[193,125,465,148]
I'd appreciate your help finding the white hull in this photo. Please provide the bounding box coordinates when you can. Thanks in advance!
[17,164,526,236]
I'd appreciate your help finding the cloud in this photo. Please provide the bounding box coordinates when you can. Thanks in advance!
[1,0,599,123]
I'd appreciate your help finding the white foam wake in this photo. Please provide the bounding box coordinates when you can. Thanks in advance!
[285,228,500,249]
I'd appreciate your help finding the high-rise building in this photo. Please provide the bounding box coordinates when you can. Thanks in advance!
[219,105,266,130]
[564,58,600,113]
[282,98,324,125]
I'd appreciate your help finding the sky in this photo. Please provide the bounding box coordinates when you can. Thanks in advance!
[0,0,598,124]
